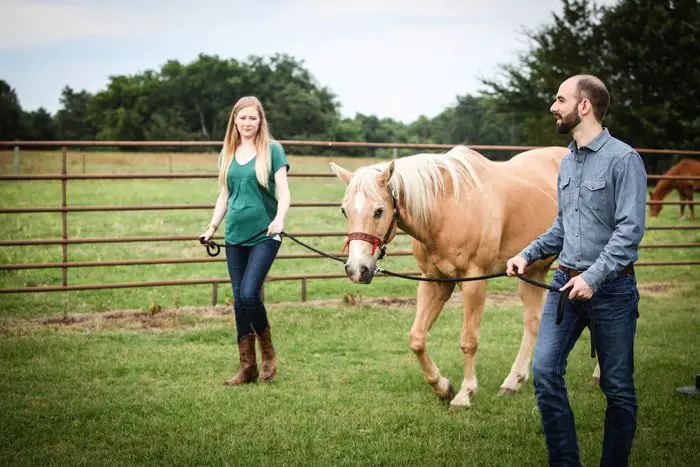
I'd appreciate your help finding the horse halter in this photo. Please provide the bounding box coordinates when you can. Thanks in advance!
[341,189,400,261]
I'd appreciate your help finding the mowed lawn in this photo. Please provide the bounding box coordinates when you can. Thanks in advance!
[1,149,699,466]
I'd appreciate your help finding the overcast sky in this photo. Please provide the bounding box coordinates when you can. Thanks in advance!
[1,0,618,123]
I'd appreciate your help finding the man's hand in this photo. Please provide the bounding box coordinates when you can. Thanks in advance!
[561,275,594,300]
[506,255,528,276]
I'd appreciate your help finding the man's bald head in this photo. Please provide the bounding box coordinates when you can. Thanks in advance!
[568,74,610,122]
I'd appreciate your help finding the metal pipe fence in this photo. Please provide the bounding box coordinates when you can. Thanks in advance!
[1,140,698,303]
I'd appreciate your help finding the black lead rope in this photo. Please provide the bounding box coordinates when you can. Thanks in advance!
[199,231,595,358]
[199,229,346,263]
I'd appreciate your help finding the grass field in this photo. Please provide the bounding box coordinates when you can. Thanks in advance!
[1,149,699,466]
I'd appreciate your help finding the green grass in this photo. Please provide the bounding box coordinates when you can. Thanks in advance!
[0,150,699,465]
[1,294,698,466]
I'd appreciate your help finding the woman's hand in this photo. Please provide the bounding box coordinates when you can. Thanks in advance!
[199,225,216,244]
[267,217,284,236]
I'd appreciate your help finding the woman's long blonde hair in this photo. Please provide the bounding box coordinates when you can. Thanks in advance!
[218,96,273,189]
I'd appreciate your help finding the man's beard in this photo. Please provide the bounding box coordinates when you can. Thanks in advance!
[555,110,581,134]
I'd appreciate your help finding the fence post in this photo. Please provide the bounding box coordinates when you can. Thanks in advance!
[62,147,69,316]
[13,146,20,175]
[169,154,173,173]
[61,146,68,289]
[212,282,218,307]
[392,148,397,160]
[301,278,307,302]
[82,153,86,173]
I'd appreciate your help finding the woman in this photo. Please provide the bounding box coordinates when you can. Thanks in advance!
[200,96,291,385]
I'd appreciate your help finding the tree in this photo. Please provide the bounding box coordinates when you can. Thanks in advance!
[482,0,605,146]
[599,0,700,150]
[54,87,99,140]
[0,80,23,140]
[481,0,700,156]
[21,107,57,140]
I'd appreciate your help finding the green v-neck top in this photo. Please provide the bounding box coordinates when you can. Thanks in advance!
[223,141,289,246]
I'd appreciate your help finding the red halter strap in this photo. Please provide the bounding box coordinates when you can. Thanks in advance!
[342,232,383,256]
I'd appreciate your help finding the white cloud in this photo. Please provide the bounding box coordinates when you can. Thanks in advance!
[0,0,623,121]
[287,0,554,21]
[0,0,153,50]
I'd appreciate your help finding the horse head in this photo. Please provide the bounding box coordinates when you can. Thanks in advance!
[329,160,400,284]
[648,187,662,217]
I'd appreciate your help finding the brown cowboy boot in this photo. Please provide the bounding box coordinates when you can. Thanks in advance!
[257,327,277,383]
[223,334,258,385]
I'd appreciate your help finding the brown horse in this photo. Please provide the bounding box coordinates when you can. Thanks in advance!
[649,158,700,220]
[330,145,575,408]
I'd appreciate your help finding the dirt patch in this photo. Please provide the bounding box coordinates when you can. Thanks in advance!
[637,282,675,296]
[0,282,684,333]
[3,305,234,334]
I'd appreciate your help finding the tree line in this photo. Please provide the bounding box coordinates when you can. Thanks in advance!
[1,0,697,168]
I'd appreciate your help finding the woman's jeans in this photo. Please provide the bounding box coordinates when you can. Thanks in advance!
[225,238,281,342]
[533,269,640,467]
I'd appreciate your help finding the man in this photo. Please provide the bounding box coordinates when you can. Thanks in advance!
[506,74,647,467]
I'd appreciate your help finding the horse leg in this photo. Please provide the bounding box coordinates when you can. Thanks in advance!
[689,191,696,221]
[409,280,456,402]
[450,279,487,409]
[680,191,687,220]
[499,271,546,395]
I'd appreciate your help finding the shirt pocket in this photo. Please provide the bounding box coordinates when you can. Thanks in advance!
[581,179,607,211]
[559,177,572,208]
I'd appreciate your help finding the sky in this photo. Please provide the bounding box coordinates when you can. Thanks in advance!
[0,0,618,123]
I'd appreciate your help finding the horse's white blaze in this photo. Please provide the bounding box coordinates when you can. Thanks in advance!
[348,239,370,261]
[353,192,366,213]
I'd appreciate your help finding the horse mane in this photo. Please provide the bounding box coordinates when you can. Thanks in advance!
[346,145,484,229]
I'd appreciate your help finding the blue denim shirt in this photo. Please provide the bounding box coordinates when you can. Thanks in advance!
[520,128,647,292]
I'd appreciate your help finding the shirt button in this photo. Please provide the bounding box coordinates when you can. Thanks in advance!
[575,233,579,237]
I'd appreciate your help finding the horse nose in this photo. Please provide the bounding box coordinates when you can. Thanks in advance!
[344,263,351,275]
[359,265,371,282]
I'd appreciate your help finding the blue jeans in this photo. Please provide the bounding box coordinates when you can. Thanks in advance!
[225,238,281,342]
[533,269,639,467]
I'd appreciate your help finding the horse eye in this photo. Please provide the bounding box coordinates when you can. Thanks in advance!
[341,207,347,218]
[373,208,384,219]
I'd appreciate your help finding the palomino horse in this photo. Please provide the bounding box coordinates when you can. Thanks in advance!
[649,158,700,220]
[331,145,575,408]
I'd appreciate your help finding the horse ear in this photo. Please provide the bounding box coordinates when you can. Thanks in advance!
[329,162,353,185]
[377,160,395,187]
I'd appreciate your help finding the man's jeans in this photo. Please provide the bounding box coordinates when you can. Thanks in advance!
[225,238,281,342]
[533,269,639,467]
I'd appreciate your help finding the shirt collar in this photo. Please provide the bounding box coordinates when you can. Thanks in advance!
[568,128,611,154]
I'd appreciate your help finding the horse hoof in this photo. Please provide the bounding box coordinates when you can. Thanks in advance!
[448,404,471,411]
[448,399,472,410]
[497,387,518,396]
[438,383,457,404]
